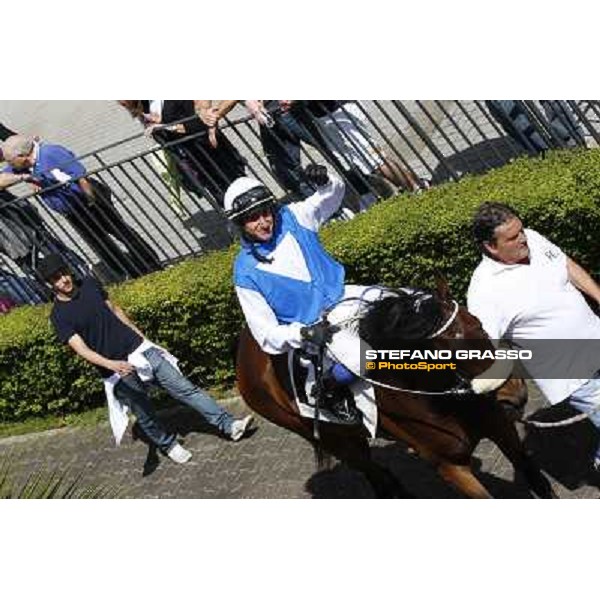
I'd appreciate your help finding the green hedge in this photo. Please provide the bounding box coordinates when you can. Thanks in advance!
[2,149,600,422]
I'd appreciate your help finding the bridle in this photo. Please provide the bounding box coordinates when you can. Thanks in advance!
[324,296,478,397]
[426,300,460,339]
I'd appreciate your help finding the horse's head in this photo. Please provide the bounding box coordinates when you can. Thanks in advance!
[358,278,527,417]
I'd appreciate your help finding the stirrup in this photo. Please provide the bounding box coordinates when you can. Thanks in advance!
[324,389,361,424]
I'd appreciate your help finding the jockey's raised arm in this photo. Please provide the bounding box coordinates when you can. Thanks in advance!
[288,173,345,230]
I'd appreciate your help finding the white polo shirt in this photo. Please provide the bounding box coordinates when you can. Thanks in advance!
[467,228,600,404]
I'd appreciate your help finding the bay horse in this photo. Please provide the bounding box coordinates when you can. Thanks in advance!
[235,279,555,498]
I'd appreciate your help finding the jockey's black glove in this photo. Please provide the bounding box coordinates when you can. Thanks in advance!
[300,321,333,347]
[303,164,330,188]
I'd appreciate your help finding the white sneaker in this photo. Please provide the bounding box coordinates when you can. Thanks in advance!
[230,415,254,442]
[167,443,192,464]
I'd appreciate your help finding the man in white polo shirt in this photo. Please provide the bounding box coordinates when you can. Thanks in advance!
[467,201,600,472]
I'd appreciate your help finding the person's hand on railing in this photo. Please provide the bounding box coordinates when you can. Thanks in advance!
[0,172,36,190]
[245,101,274,127]
[143,124,159,138]
[26,175,41,193]
[141,113,161,135]
[143,112,161,125]
[199,106,219,128]
[245,100,264,119]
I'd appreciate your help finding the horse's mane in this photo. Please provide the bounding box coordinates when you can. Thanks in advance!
[358,288,445,346]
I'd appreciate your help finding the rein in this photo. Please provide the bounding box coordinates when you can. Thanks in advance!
[323,297,474,397]
[326,345,473,397]
[519,404,600,429]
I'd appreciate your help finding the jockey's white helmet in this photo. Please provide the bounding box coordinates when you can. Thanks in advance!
[224,177,275,223]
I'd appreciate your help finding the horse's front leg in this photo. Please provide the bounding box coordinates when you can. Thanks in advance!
[480,404,556,499]
[320,432,414,499]
[436,462,493,498]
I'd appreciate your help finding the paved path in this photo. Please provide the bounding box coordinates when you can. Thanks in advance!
[1,384,599,499]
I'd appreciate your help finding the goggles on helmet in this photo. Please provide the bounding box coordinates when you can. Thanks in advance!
[226,186,275,223]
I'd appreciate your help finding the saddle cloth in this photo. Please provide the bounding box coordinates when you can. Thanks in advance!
[287,348,378,437]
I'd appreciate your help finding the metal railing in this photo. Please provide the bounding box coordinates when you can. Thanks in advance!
[1,100,598,305]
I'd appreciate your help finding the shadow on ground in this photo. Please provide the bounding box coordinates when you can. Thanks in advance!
[135,403,599,497]
[304,440,538,499]
[132,405,258,477]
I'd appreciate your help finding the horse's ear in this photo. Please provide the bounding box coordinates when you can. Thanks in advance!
[434,272,452,302]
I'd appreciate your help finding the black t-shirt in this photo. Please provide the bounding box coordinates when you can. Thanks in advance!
[50,277,143,378]
[162,100,206,135]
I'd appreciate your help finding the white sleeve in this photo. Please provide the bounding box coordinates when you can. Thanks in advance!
[467,285,511,343]
[236,286,305,354]
[289,174,345,231]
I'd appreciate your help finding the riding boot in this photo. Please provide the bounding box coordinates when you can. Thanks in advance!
[321,378,361,424]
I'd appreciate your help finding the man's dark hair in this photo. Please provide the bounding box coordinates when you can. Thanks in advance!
[37,253,71,283]
[472,202,520,255]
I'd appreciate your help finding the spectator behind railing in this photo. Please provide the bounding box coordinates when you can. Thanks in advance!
[0,135,161,281]
[118,100,246,208]
[486,101,586,155]
[1,124,88,301]
[223,100,422,213]
[244,100,330,202]
[214,100,367,214]
[294,101,422,203]
[0,186,90,302]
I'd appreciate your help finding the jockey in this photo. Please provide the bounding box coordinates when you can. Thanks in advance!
[226,165,373,423]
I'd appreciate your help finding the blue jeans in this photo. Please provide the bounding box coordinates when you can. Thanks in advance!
[568,373,600,459]
[113,347,234,453]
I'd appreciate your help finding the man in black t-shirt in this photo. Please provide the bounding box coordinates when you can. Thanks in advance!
[39,254,253,464]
